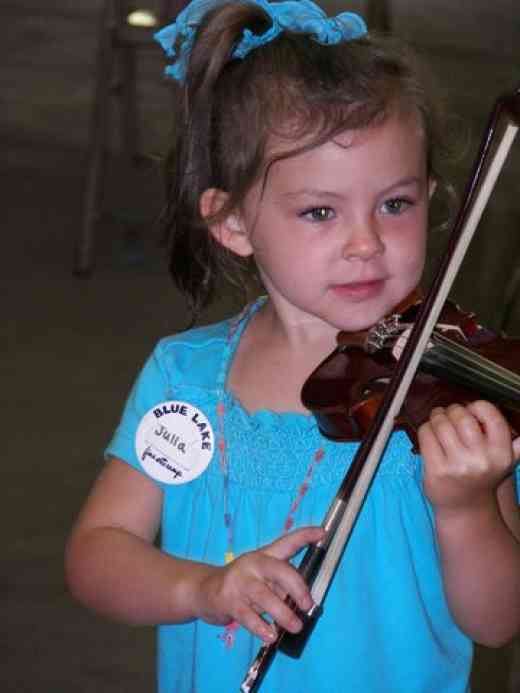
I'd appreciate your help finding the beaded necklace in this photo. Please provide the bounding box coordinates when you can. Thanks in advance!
[215,299,326,648]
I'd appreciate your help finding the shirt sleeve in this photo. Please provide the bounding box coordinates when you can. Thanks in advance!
[104,341,171,481]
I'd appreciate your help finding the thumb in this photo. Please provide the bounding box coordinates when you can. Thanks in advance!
[264,526,325,562]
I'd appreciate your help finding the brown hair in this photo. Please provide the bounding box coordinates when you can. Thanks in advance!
[161,1,452,321]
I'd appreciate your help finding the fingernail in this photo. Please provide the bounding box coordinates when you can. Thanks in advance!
[262,627,277,643]
[290,617,302,633]
[300,596,313,611]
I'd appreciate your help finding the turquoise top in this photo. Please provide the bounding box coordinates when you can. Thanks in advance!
[105,299,489,693]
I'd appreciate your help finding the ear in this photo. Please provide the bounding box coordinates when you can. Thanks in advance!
[199,188,253,258]
[428,177,437,200]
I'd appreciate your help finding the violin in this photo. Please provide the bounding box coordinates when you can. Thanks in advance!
[240,86,520,693]
[302,290,520,451]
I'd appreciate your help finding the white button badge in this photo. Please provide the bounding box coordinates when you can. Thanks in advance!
[135,401,214,484]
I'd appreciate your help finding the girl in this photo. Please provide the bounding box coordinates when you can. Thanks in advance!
[66,1,520,691]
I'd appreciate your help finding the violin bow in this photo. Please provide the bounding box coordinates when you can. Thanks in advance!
[240,85,520,693]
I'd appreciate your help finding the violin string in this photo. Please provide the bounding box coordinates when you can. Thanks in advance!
[384,328,520,394]
[378,327,520,397]
[423,334,520,402]
[430,333,520,387]
[424,346,520,397]
[423,353,520,402]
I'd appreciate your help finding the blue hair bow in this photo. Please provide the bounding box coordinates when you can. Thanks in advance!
[155,0,367,82]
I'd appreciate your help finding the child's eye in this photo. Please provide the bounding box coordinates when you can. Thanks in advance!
[301,206,335,222]
[381,198,412,215]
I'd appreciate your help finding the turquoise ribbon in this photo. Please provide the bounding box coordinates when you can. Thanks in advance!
[155,0,367,82]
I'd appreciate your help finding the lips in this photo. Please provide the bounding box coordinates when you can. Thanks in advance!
[330,278,387,299]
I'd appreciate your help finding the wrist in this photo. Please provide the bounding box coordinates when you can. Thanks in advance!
[182,560,228,624]
[165,558,219,623]
[433,492,502,535]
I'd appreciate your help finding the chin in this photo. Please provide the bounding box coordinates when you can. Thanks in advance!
[331,302,394,334]
[331,314,382,334]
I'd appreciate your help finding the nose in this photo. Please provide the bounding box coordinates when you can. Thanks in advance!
[342,217,384,262]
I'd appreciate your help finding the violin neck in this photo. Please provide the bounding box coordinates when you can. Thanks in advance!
[421,333,520,409]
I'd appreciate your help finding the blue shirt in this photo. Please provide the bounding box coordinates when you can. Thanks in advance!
[105,299,506,692]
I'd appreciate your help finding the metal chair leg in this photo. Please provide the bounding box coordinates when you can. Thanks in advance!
[74,0,115,276]
[509,638,520,693]
[367,0,391,32]
[118,41,141,162]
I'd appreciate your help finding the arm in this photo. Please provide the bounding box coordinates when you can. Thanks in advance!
[65,457,208,625]
[65,457,323,639]
[418,401,520,646]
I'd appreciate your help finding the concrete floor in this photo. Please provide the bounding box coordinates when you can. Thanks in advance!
[3,0,520,691]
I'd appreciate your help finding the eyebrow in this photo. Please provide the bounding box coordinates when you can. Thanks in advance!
[280,189,345,200]
[378,176,424,196]
[280,177,424,200]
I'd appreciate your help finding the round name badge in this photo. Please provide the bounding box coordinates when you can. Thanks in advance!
[135,400,214,484]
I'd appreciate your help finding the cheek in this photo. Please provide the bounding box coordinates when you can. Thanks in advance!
[251,235,302,285]
[388,225,427,282]
[413,225,428,269]
[405,228,427,265]
[405,243,427,282]
[399,215,428,260]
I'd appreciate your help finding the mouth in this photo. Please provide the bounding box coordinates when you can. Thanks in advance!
[330,278,387,300]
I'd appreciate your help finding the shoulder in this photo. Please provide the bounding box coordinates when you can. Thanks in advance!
[139,300,264,391]
[155,317,230,361]
[106,317,234,448]
[146,315,235,389]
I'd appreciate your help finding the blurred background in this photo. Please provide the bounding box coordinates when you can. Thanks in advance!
[3,0,519,690]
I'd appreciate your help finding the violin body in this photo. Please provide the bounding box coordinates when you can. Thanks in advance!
[301,296,520,450]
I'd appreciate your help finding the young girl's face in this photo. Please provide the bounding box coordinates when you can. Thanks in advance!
[237,109,431,335]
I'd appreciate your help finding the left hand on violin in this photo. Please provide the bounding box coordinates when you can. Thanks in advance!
[418,400,520,512]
